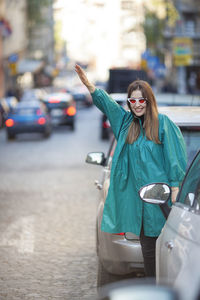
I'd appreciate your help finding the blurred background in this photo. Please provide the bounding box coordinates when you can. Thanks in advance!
[0,0,200,99]
[0,1,200,299]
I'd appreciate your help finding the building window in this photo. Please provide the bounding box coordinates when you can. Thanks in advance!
[121,0,134,10]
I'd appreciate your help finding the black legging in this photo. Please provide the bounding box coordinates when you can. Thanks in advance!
[140,226,158,277]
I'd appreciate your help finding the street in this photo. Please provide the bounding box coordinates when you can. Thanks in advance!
[0,105,109,299]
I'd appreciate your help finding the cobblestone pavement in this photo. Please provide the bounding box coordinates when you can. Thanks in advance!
[0,107,109,299]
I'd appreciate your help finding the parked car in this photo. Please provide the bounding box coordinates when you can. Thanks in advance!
[5,100,52,140]
[21,89,46,102]
[139,149,200,300]
[158,106,200,166]
[41,92,76,130]
[86,106,200,287]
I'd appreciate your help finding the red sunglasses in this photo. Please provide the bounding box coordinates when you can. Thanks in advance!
[127,97,147,104]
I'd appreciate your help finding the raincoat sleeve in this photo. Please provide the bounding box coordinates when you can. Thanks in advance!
[160,114,187,187]
[91,88,127,139]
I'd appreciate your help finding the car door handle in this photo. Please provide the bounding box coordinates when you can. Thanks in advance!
[165,241,174,250]
[94,180,102,190]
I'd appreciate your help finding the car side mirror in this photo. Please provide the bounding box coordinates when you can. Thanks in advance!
[98,280,179,300]
[139,183,171,219]
[86,152,105,166]
[139,183,171,204]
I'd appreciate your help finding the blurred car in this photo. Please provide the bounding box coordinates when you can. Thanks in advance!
[21,89,46,102]
[86,106,200,287]
[139,148,200,300]
[5,100,52,140]
[69,85,93,108]
[41,92,76,130]
[0,96,18,128]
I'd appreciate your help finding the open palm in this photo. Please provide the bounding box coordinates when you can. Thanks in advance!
[75,64,95,93]
[75,64,90,86]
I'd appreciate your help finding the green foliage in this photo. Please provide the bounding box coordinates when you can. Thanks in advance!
[143,9,165,51]
[142,1,178,61]
[166,2,179,27]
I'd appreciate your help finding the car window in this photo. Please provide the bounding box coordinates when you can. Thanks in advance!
[16,108,36,115]
[181,129,200,166]
[178,151,200,209]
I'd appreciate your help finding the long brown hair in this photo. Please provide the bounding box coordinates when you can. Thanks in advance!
[126,80,161,144]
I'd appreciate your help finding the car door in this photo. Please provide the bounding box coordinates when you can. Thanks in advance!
[156,151,200,289]
[96,138,116,246]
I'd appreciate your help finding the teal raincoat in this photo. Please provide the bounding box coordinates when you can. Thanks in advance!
[92,89,187,237]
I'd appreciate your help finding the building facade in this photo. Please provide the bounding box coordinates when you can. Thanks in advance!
[0,0,27,97]
[164,0,200,93]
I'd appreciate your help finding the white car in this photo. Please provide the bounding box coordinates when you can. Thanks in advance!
[139,150,200,300]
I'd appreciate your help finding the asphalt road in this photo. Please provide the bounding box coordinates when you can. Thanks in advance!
[0,105,109,300]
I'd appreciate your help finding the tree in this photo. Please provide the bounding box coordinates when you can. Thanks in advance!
[142,0,178,62]
[143,8,165,60]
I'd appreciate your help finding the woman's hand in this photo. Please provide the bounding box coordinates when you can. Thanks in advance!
[171,187,179,203]
[75,64,96,93]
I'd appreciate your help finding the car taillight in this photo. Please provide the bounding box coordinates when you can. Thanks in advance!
[114,233,125,236]
[5,119,14,127]
[38,117,46,125]
[65,106,76,116]
[103,121,110,128]
[49,99,60,103]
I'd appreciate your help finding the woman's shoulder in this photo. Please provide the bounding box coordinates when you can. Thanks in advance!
[158,113,168,120]
[158,113,172,125]
[158,112,180,135]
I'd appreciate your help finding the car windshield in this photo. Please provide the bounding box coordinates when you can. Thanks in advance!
[178,151,200,207]
[15,107,38,115]
[181,129,200,167]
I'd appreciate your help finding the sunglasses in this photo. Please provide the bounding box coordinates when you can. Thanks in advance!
[127,97,147,104]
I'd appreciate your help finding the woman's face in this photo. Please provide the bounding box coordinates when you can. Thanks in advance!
[129,90,147,117]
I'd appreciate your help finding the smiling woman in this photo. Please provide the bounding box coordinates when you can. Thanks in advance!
[75,64,187,278]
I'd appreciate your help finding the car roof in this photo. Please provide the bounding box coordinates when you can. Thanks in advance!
[158,106,200,126]
[109,93,200,107]
[109,93,127,101]
[44,93,72,102]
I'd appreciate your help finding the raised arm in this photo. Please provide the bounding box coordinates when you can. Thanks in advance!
[75,64,96,93]
[75,64,128,140]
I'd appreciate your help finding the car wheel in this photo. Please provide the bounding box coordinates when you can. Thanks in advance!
[7,132,15,140]
[97,258,144,287]
[71,122,75,131]
[44,130,51,138]
[97,258,123,287]
[101,128,109,140]
[0,113,3,128]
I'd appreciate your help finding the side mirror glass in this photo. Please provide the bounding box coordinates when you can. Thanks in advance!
[139,183,171,205]
[99,280,179,300]
[86,152,105,165]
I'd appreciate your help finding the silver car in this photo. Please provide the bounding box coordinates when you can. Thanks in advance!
[86,106,200,287]
[139,149,200,300]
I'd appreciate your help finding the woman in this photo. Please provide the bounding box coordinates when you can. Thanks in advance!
[75,64,187,277]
